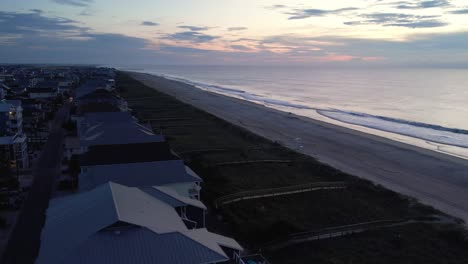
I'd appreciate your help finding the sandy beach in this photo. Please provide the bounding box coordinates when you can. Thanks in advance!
[129,72,468,223]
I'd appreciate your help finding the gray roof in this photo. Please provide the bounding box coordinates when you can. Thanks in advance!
[79,122,164,147]
[62,228,228,264]
[0,103,11,112]
[79,160,202,192]
[5,100,21,108]
[0,100,21,112]
[36,182,242,264]
[82,112,135,124]
[0,136,13,145]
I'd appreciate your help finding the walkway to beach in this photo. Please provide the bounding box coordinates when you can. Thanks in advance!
[215,181,347,208]
[262,219,415,251]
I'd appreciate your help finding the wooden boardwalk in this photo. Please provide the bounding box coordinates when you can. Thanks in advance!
[262,219,406,251]
[215,181,347,208]
[214,160,293,167]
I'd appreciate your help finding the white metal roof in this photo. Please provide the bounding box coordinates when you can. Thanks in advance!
[37,182,187,264]
[143,185,207,210]
[110,182,187,234]
[36,182,243,264]
[184,228,243,257]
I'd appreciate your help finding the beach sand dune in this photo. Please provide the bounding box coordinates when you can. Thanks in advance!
[129,72,468,223]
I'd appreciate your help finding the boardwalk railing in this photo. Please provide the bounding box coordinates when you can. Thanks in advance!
[262,219,404,250]
[213,160,293,167]
[215,181,347,208]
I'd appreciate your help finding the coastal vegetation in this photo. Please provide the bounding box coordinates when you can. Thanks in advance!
[117,72,468,263]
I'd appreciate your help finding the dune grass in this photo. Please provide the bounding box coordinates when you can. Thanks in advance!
[117,72,468,263]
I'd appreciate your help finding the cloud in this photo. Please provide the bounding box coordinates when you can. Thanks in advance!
[230,45,252,51]
[165,31,218,43]
[450,8,468,14]
[1,9,467,67]
[0,10,152,64]
[228,27,248,31]
[395,0,450,9]
[159,45,212,54]
[141,21,159,26]
[266,5,288,10]
[30,9,43,14]
[79,8,95,16]
[386,20,448,28]
[177,25,210,31]
[0,10,88,34]
[286,7,359,20]
[51,0,93,7]
[344,13,447,28]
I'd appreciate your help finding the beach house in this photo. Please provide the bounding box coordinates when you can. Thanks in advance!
[79,142,202,199]
[64,111,162,159]
[36,182,242,264]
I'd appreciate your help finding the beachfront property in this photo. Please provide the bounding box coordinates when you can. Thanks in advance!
[141,185,207,228]
[79,160,202,199]
[78,89,128,111]
[76,78,118,97]
[78,142,203,199]
[0,100,29,169]
[24,67,243,264]
[79,121,161,147]
[36,182,242,264]
[64,111,163,158]
[67,119,163,159]
[79,141,178,166]
[75,86,128,114]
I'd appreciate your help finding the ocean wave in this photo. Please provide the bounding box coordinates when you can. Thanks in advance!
[144,71,468,149]
[157,73,313,110]
[317,109,468,148]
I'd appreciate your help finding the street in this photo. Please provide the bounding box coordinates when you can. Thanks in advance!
[1,104,70,264]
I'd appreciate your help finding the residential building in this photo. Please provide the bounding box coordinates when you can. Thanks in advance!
[65,112,162,159]
[36,182,242,264]
[79,160,202,199]
[78,142,202,198]
[79,142,178,166]
[29,80,58,99]
[79,122,163,150]
[77,89,128,112]
[0,100,29,169]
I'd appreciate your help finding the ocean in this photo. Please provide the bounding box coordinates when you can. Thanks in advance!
[117,65,468,159]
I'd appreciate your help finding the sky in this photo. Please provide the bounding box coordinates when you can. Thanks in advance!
[0,0,467,66]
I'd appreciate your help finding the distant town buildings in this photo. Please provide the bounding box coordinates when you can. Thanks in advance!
[0,100,29,169]
[0,65,82,172]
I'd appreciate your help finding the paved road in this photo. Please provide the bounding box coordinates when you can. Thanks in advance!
[2,104,70,264]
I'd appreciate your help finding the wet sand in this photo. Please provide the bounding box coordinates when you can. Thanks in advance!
[129,72,468,223]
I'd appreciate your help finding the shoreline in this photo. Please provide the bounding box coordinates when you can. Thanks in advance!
[132,70,468,160]
[127,71,468,223]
